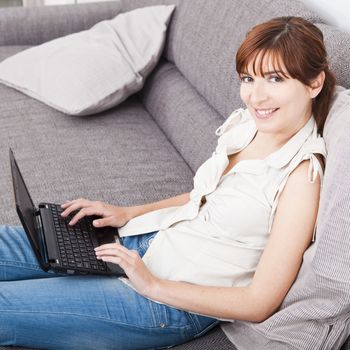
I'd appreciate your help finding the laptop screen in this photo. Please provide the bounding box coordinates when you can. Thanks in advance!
[9,149,42,256]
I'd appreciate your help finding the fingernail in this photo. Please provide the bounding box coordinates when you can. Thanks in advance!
[93,220,99,226]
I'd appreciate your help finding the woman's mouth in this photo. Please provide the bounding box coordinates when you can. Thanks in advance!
[254,108,279,120]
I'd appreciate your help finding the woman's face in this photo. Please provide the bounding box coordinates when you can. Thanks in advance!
[239,53,315,137]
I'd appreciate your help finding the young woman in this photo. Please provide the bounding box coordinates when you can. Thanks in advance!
[0,16,336,349]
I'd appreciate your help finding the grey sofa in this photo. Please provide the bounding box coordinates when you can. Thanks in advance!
[0,0,350,349]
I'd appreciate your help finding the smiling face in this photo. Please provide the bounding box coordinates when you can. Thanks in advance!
[239,53,315,139]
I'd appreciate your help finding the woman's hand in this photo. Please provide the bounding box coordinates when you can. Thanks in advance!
[95,243,160,297]
[60,198,132,228]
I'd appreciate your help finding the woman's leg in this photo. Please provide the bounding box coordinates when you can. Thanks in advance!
[0,267,218,349]
[0,228,219,349]
[0,225,61,281]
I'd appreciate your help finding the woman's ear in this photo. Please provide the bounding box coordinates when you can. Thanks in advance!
[310,71,326,98]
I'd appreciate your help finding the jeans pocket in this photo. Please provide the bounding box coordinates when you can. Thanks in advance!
[139,231,158,257]
[148,301,195,337]
[121,231,158,258]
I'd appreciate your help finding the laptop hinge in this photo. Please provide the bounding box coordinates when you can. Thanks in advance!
[34,210,50,266]
[38,207,60,265]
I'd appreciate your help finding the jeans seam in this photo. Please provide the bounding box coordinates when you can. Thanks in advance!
[0,309,185,330]
[185,313,219,338]
[0,261,42,270]
[185,312,201,334]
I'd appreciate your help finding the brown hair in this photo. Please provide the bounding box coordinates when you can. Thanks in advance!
[236,16,336,135]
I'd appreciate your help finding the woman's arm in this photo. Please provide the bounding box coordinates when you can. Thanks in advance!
[61,192,190,227]
[127,192,190,220]
[96,159,321,322]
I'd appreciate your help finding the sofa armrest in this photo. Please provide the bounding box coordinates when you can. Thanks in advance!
[0,1,123,46]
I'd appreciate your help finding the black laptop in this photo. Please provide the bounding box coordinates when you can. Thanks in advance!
[9,148,125,277]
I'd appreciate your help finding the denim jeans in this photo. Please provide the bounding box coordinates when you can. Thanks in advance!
[0,226,219,350]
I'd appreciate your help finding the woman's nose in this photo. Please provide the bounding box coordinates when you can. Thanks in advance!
[249,81,268,105]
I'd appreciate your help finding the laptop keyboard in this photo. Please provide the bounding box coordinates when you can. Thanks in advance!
[50,204,107,272]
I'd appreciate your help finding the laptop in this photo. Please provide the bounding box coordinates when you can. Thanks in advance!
[9,148,125,277]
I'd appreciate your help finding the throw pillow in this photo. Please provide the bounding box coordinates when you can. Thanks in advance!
[0,5,175,116]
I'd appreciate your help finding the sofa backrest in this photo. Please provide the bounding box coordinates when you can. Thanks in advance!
[126,0,331,172]
[162,0,325,118]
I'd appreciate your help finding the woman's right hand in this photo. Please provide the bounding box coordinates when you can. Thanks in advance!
[60,198,133,228]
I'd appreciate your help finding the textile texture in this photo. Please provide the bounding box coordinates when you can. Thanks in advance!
[0,5,175,115]
[0,1,123,46]
[0,46,194,226]
[0,327,239,350]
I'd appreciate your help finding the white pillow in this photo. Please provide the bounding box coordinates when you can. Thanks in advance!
[0,5,175,116]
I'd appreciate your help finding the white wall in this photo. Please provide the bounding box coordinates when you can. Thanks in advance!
[301,0,350,32]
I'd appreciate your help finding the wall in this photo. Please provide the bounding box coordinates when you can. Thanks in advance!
[301,0,350,32]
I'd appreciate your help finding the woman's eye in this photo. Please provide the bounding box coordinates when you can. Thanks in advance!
[240,76,253,83]
[269,75,284,83]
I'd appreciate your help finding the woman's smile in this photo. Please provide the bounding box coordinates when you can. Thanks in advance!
[254,107,279,120]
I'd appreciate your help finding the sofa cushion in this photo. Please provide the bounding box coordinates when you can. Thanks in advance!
[0,1,123,46]
[316,23,350,89]
[173,326,237,349]
[139,59,223,172]
[0,5,175,116]
[0,46,31,61]
[0,47,194,226]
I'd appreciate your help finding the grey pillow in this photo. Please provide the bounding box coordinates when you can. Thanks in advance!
[0,5,175,116]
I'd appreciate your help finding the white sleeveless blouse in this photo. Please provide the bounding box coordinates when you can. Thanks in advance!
[119,108,327,288]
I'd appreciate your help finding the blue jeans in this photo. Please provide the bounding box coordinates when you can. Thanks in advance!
[0,226,219,350]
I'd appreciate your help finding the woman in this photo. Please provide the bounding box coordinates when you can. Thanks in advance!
[0,16,336,349]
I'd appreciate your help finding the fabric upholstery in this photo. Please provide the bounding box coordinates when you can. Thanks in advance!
[0,5,174,116]
[316,23,350,89]
[173,326,238,350]
[0,46,194,227]
[131,0,329,173]
[0,1,122,46]
[123,0,325,119]
[139,60,222,172]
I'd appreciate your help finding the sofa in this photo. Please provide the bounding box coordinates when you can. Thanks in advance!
[0,0,350,349]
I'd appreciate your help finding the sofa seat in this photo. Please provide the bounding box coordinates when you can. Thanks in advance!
[0,46,194,227]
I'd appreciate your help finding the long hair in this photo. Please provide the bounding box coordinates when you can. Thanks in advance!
[236,16,336,136]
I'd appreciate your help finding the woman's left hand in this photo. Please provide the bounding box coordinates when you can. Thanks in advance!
[94,243,160,298]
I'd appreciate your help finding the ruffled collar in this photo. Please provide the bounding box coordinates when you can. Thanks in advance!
[216,109,319,170]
